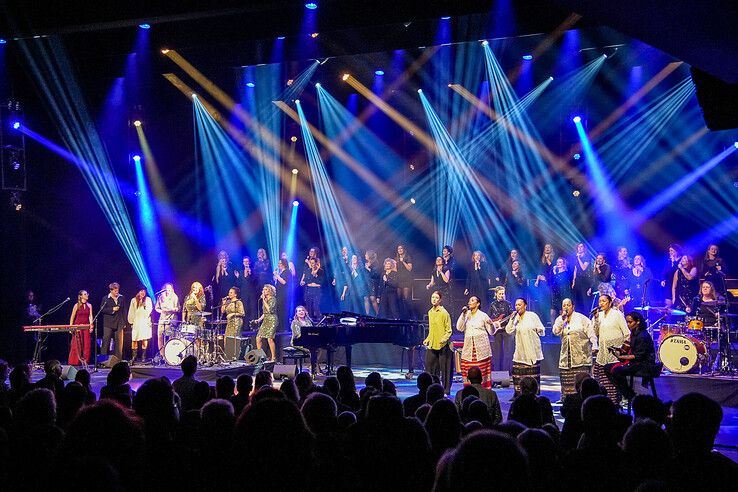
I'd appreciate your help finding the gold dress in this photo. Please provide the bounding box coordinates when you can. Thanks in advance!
[223,299,245,337]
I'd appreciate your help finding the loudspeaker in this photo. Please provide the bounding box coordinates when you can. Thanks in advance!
[61,365,78,381]
[98,354,120,369]
[491,370,511,388]
[244,349,267,365]
[272,364,297,381]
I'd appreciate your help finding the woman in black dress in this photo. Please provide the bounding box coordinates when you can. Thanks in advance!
[236,256,259,321]
[534,243,554,323]
[628,254,653,307]
[426,256,451,298]
[379,258,400,318]
[672,255,698,310]
[613,246,632,298]
[660,244,681,307]
[701,244,726,294]
[550,257,573,324]
[274,258,292,330]
[364,250,381,316]
[464,250,490,304]
[395,245,413,318]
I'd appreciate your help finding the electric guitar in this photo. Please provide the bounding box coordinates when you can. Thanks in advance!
[490,312,515,335]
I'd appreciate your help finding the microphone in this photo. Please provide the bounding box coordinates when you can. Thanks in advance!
[461,306,468,313]
[64,297,71,302]
[590,307,599,315]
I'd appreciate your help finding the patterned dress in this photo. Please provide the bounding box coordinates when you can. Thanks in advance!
[257,296,277,339]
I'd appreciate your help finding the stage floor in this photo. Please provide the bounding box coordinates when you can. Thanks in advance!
[30,365,738,463]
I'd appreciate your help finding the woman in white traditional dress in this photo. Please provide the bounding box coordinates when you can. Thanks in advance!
[128,286,153,363]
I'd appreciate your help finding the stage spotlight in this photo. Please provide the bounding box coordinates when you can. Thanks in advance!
[342,73,350,81]
[549,76,554,81]
[295,99,300,105]
[573,153,581,160]
[734,142,738,148]
[133,120,142,127]
[292,168,299,174]
[441,16,451,20]
[287,79,294,86]
[315,82,321,88]
[277,36,286,40]
[192,93,198,98]
[310,32,319,38]
[572,115,581,123]
[0,39,7,44]
[290,136,298,143]
[132,154,142,162]
[375,70,384,76]
[293,200,300,206]
[410,197,416,204]
[522,54,533,60]
[139,23,151,29]
[409,164,415,171]
[572,190,581,197]
[481,40,489,46]
[11,121,20,130]
[161,48,169,54]
[305,2,317,9]
[417,89,423,94]
[246,82,255,88]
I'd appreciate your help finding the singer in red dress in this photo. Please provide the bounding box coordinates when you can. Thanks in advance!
[68,290,93,365]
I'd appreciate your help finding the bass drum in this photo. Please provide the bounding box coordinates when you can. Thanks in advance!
[164,338,194,366]
[658,334,707,373]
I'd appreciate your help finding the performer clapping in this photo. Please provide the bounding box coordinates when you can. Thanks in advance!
[68,290,93,366]
[552,298,596,400]
[457,296,495,388]
[505,298,545,397]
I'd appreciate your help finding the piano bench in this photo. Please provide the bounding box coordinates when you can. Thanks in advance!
[282,348,311,373]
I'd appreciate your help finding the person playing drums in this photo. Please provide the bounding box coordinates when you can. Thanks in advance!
[155,283,180,362]
[688,280,725,328]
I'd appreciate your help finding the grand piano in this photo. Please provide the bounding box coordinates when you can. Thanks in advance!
[292,312,426,370]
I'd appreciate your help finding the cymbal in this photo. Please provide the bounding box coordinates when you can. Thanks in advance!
[195,311,212,316]
[635,306,686,316]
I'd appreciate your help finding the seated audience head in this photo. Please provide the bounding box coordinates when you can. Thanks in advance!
[622,418,673,467]
[44,359,63,378]
[581,395,618,441]
[366,394,403,423]
[467,366,483,385]
[520,376,539,396]
[301,392,338,434]
[508,394,543,428]
[15,388,56,428]
[107,361,131,387]
[200,398,235,448]
[425,398,463,454]
[294,371,314,400]
[251,386,285,405]
[192,380,212,410]
[9,364,31,389]
[254,370,273,389]
[215,376,235,399]
[574,372,591,394]
[180,355,198,378]
[322,376,340,400]
[416,372,433,394]
[415,403,431,423]
[580,377,602,401]
[382,379,397,396]
[337,410,357,430]
[632,394,669,426]
[518,428,558,488]
[468,399,493,427]
[279,378,299,404]
[426,383,445,405]
[495,420,527,439]
[236,374,253,395]
[133,377,178,436]
[74,369,91,387]
[447,430,531,490]
[365,371,383,391]
[336,365,357,393]
[669,392,723,454]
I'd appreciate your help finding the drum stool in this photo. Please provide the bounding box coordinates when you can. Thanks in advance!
[627,362,663,415]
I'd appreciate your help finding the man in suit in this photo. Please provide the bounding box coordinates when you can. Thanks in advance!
[100,282,126,361]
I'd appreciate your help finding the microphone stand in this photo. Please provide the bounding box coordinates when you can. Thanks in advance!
[34,296,71,325]
[91,302,107,373]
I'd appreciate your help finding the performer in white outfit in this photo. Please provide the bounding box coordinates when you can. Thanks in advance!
[552,298,597,399]
[591,293,629,404]
[128,286,153,363]
[457,296,495,388]
[505,297,545,397]
[154,283,179,361]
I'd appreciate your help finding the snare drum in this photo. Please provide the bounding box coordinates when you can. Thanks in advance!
[164,338,194,366]
[180,323,199,338]
[658,334,707,373]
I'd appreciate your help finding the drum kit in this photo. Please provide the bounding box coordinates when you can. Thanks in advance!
[637,302,736,375]
[157,311,249,366]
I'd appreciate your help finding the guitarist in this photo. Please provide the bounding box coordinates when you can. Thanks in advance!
[552,298,598,400]
[605,311,656,403]
[489,287,514,373]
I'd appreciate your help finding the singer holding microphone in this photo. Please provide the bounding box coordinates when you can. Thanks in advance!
[183,282,207,327]
[155,283,180,361]
[505,298,545,398]
[253,284,278,362]
[552,298,597,400]
[68,290,93,366]
[101,282,126,361]
[221,287,245,337]
[591,294,629,404]
[457,296,495,388]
